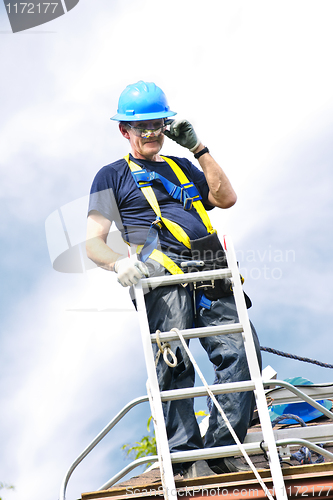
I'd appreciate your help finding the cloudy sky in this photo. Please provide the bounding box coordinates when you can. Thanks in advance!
[1,1,333,499]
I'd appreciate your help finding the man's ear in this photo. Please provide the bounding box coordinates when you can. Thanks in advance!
[119,123,130,139]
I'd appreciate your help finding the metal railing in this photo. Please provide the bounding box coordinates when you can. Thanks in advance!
[59,379,333,500]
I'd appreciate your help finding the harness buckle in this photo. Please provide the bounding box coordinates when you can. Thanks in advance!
[152,217,163,229]
[183,197,193,210]
[132,169,153,188]
[180,182,201,210]
[180,188,193,210]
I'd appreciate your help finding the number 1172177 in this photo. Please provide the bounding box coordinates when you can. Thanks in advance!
[6,3,59,14]
[288,485,332,496]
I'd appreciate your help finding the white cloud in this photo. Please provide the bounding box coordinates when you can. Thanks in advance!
[1,1,333,498]
[0,267,151,500]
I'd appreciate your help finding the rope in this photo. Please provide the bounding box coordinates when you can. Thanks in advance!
[291,445,324,465]
[155,330,178,368]
[271,414,307,428]
[170,327,275,500]
[260,346,333,369]
[269,414,325,466]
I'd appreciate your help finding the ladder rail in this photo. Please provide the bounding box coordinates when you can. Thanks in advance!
[138,235,288,499]
[224,234,287,499]
[246,422,333,446]
[263,380,333,420]
[133,279,177,500]
[59,395,149,500]
[265,380,333,408]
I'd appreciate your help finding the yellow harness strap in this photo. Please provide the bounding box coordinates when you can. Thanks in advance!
[125,155,192,249]
[160,155,215,236]
[124,154,215,276]
[135,247,184,275]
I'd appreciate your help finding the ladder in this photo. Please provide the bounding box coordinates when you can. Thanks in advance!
[133,234,288,500]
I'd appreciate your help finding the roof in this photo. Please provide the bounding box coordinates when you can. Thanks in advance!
[81,460,333,500]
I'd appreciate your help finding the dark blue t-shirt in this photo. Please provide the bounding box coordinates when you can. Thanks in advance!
[88,154,214,256]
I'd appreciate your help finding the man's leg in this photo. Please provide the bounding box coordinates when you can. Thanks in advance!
[197,296,261,452]
[144,283,204,456]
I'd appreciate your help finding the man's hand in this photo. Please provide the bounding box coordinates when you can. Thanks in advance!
[164,119,201,152]
[114,256,149,287]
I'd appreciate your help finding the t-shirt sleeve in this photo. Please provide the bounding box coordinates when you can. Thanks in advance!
[88,164,123,227]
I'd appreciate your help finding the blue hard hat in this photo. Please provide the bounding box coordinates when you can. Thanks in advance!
[111,81,177,122]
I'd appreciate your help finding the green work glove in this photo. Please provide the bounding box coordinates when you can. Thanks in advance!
[164,119,201,152]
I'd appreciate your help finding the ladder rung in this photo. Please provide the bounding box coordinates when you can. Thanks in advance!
[150,323,243,343]
[264,381,333,406]
[141,268,232,288]
[160,380,256,402]
[169,440,333,464]
[244,422,333,446]
[170,441,266,464]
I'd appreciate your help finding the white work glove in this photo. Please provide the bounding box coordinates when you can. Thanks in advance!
[164,119,201,152]
[114,256,149,287]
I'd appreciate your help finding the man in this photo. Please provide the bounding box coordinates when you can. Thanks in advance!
[86,81,261,479]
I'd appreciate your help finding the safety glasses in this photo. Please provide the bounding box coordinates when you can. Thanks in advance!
[127,119,172,139]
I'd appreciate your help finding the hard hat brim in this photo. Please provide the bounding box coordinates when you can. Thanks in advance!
[110,110,177,122]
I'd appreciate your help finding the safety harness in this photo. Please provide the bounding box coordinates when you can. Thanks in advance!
[124,154,216,276]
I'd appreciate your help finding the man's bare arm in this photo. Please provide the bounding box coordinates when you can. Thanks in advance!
[164,120,237,209]
[193,143,237,209]
[86,210,123,271]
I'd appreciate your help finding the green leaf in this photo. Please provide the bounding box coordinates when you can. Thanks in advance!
[0,482,15,500]
[121,410,207,470]
[147,415,154,432]
[121,417,157,469]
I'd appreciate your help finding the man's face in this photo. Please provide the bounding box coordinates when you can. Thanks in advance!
[119,119,166,160]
